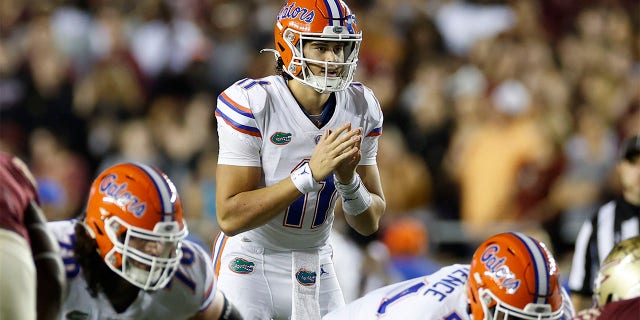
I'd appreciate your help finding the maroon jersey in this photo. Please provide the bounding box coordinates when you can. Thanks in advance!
[598,297,640,320]
[0,152,39,243]
[573,297,640,320]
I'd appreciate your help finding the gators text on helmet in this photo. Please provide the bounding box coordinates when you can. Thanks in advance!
[467,232,573,320]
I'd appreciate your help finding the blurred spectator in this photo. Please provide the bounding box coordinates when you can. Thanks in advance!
[549,106,618,247]
[180,147,220,249]
[95,118,166,173]
[331,221,394,304]
[377,125,432,216]
[398,61,455,190]
[449,79,554,239]
[28,128,90,221]
[129,0,208,82]
[381,216,441,281]
[433,0,516,56]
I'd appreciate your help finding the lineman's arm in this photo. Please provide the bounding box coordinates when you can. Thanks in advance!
[25,201,67,320]
[192,291,243,320]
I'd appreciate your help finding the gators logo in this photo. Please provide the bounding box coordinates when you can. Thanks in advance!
[481,245,521,293]
[295,268,317,286]
[271,132,292,145]
[229,257,255,274]
[277,2,315,24]
[99,174,147,218]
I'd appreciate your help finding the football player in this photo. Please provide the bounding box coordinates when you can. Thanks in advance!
[323,232,575,319]
[46,163,242,319]
[0,151,66,320]
[212,0,386,319]
[573,235,640,320]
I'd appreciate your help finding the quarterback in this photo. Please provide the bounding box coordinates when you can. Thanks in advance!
[212,0,386,318]
[323,232,575,319]
[48,163,242,319]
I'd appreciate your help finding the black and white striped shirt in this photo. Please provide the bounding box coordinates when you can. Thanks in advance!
[568,197,640,295]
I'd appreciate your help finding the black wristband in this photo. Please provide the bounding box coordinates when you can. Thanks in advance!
[220,294,243,320]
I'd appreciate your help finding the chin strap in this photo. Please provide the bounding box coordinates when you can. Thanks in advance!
[259,48,280,61]
[79,220,97,239]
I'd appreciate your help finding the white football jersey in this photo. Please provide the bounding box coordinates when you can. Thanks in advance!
[324,264,575,320]
[323,264,472,320]
[215,75,383,250]
[48,220,216,320]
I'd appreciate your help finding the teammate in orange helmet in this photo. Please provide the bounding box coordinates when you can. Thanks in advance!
[46,162,242,319]
[323,232,575,319]
[212,0,386,318]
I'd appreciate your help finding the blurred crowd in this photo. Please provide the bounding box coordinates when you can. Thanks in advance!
[1,0,639,296]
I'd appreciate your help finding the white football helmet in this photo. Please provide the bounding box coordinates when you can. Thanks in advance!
[593,235,640,307]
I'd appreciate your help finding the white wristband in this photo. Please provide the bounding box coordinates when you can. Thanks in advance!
[334,173,372,216]
[291,163,322,194]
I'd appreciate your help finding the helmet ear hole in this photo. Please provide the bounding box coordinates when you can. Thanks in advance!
[473,272,483,285]
[81,221,97,239]
[605,293,614,304]
[92,221,104,236]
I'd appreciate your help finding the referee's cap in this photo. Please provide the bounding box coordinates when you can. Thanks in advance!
[620,134,640,161]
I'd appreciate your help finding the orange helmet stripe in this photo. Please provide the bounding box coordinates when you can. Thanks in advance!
[510,232,551,305]
[132,162,177,221]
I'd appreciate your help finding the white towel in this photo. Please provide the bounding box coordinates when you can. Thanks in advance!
[291,250,321,320]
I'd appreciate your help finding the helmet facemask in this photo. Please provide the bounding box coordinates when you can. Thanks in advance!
[103,215,188,291]
[477,288,565,320]
[280,24,361,93]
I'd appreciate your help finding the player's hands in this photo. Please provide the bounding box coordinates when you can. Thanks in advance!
[573,307,602,320]
[309,122,361,182]
[334,126,362,184]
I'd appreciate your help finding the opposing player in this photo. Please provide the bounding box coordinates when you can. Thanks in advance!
[323,232,575,319]
[47,163,242,319]
[211,0,386,318]
[0,151,66,320]
[573,235,640,320]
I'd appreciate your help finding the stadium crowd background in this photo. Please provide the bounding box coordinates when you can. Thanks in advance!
[1,0,638,300]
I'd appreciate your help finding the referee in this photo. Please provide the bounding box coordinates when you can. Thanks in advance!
[568,134,640,311]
